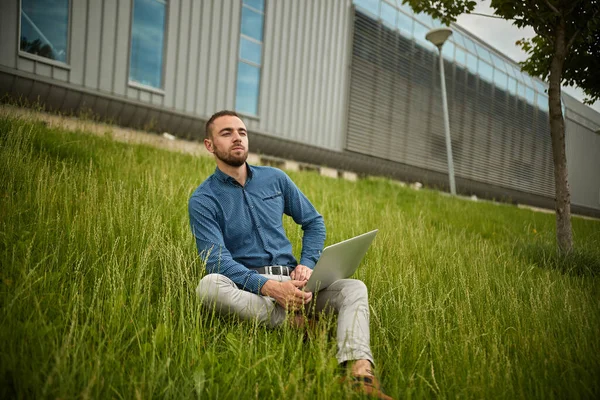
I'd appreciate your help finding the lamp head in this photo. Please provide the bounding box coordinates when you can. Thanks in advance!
[426,28,453,48]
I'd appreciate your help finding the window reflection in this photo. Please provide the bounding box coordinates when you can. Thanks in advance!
[241,7,264,41]
[525,86,536,105]
[494,69,507,89]
[413,21,429,46]
[452,31,466,48]
[240,37,262,65]
[462,37,477,54]
[396,11,413,37]
[354,0,379,16]
[20,0,69,63]
[442,40,454,60]
[130,0,166,89]
[454,46,466,66]
[380,1,396,28]
[479,60,494,83]
[237,1,265,116]
[236,62,260,116]
[243,0,264,12]
[490,53,507,72]
[508,76,517,95]
[466,52,478,74]
[475,46,492,64]
[537,93,549,111]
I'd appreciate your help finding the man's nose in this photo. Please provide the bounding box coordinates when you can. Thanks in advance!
[232,131,243,141]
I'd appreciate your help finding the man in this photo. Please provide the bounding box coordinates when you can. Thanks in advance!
[189,110,392,399]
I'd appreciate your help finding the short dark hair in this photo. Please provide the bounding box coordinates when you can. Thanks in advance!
[205,110,240,139]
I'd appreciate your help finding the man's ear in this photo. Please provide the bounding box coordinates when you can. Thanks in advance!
[204,138,214,153]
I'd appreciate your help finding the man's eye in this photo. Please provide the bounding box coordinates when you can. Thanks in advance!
[240,131,247,136]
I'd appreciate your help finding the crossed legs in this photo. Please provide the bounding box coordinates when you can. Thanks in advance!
[196,273,374,364]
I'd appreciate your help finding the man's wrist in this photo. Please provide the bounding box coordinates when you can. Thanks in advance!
[260,279,278,296]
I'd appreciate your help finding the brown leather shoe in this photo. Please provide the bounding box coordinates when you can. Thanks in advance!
[343,374,394,399]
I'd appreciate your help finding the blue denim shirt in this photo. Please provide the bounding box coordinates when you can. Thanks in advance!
[189,164,326,294]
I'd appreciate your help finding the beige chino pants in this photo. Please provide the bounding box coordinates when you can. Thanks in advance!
[196,273,374,365]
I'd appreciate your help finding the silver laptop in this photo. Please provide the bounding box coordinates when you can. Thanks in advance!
[304,230,378,292]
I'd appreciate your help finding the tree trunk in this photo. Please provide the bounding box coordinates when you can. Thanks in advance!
[548,18,573,254]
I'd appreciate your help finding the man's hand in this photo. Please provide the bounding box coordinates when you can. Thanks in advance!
[261,280,312,311]
[290,264,312,281]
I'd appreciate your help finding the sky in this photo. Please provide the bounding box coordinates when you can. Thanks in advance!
[454,0,600,114]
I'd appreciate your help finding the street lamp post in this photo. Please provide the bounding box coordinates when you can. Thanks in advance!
[426,28,456,195]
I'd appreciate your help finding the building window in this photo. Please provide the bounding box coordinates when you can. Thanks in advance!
[130,0,167,89]
[236,0,265,116]
[20,0,69,63]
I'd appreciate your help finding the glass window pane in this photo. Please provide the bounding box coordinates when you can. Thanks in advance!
[431,17,445,28]
[534,80,546,93]
[475,45,492,64]
[454,46,466,66]
[466,52,478,74]
[479,60,494,82]
[494,69,507,89]
[508,76,517,95]
[537,92,548,111]
[241,6,264,41]
[397,0,413,15]
[380,1,396,28]
[463,37,477,54]
[20,0,69,62]
[452,31,466,48]
[490,53,507,72]
[236,62,261,116]
[413,21,430,46]
[240,37,261,65]
[442,40,454,60]
[354,0,379,16]
[130,0,166,88]
[396,11,413,37]
[243,0,264,12]
[525,85,535,105]
[416,11,433,27]
[517,81,526,99]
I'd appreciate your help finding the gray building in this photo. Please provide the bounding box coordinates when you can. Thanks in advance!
[1,0,599,216]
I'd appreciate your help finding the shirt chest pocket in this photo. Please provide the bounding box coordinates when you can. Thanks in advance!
[260,192,284,226]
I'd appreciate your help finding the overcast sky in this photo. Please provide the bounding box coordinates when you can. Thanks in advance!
[454,0,600,113]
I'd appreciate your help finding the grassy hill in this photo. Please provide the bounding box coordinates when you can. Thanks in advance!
[1,114,599,399]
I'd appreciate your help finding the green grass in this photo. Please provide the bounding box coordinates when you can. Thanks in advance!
[1,114,599,399]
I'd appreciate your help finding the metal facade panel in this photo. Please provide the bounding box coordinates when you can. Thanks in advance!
[99,0,117,93]
[36,63,52,78]
[346,9,555,197]
[184,0,201,114]
[215,0,235,111]
[174,0,190,111]
[0,0,18,69]
[70,0,87,86]
[17,57,34,73]
[566,118,600,209]
[84,0,102,89]
[258,0,351,151]
[194,1,212,116]
[52,66,69,82]
[163,0,179,107]
[112,0,130,97]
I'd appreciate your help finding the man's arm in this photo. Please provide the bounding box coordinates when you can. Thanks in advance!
[281,173,326,269]
[188,195,268,295]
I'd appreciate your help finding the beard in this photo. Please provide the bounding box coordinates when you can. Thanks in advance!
[213,145,248,167]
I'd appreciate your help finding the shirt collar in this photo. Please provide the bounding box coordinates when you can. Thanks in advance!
[213,163,254,184]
